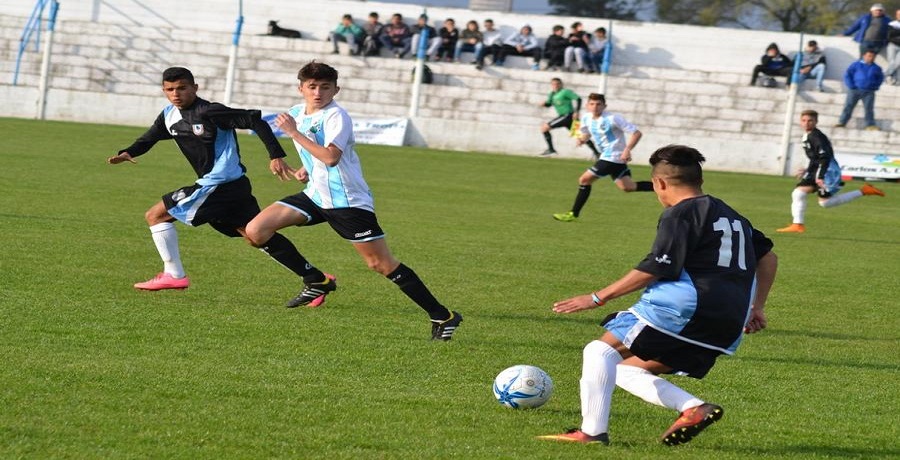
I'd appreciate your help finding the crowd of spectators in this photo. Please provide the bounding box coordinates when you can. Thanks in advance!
[327,12,608,72]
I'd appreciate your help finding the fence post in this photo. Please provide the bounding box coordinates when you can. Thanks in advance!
[223,0,243,106]
[36,0,58,120]
[778,33,804,176]
[408,12,429,118]
[598,21,612,95]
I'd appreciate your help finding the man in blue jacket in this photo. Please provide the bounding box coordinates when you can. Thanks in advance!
[844,4,890,56]
[835,49,884,130]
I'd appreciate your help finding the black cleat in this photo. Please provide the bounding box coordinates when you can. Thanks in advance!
[661,403,723,446]
[285,273,336,308]
[431,311,463,341]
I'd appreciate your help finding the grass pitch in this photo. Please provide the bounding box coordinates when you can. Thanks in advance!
[0,117,898,459]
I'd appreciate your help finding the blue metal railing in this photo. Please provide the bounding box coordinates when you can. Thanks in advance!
[13,0,58,85]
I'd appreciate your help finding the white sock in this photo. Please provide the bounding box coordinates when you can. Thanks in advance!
[615,364,704,412]
[580,340,623,436]
[150,222,185,278]
[790,188,807,224]
[819,190,863,208]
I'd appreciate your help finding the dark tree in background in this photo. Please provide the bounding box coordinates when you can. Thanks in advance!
[548,0,649,20]
[654,0,873,33]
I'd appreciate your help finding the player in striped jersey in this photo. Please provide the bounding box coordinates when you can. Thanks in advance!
[244,62,461,341]
[539,145,778,446]
[107,67,294,291]
[775,109,884,233]
[553,93,653,222]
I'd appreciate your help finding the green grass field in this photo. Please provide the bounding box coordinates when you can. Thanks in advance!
[0,117,898,459]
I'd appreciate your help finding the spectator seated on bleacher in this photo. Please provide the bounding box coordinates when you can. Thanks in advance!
[329,14,365,55]
[380,13,412,58]
[588,28,608,73]
[361,12,383,57]
[455,20,483,64]
[474,19,503,70]
[795,40,827,92]
[564,22,592,73]
[410,14,440,60]
[543,25,567,71]
[750,43,793,87]
[496,25,542,70]
[436,19,459,62]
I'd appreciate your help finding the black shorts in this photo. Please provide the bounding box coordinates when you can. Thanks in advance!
[162,175,260,237]
[589,159,632,180]
[796,177,842,198]
[602,312,722,379]
[277,192,385,242]
[547,112,574,130]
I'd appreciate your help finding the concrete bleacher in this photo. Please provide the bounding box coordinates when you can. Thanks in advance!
[1,0,897,176]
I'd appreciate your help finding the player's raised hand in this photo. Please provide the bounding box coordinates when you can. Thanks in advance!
[274,113,298,135]
[293,166,309,183]
[552,294,597,314]
[107,152,136,164]
[269,158,295,181]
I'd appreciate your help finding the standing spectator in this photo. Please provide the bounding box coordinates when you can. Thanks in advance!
[795,40,827,92]
[496,25,542,70]
[475,19,503,70]
[564,22,591,73]
[436,18,459,62]
[835,49,884,130]
[329,14,365,55]
[361,12,383,57]
[454,20,483,63]
[886,9,900,84]
[543,25,568,71]
[776,110,885,234]
[411,14,440,60]
[588,27,608,73]
[843,4,890,56]
[380,13,412,58]
[750,43,793,87]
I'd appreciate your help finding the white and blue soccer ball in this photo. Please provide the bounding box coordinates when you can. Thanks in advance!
[492,365,553,409]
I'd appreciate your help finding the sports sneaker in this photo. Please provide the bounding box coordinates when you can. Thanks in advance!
[536,429,610,445]
[431,311,462,341]
[285,273,336,308]
[833,123,846,128]
[532,63,540,70]
[553,211,576,222]
[661,403,723,446]
[865,125,881,131]
[861,183,885,196]
[776,223,805,233]
[134,272,190,291]
[539,149,557,156]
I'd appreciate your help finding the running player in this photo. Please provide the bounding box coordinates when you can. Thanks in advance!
[552,93,652,222]
[243,62,462,341]
[539,145,778,446]
[776,109,885,233]
[107,67,294,290]
[538,78,596,157]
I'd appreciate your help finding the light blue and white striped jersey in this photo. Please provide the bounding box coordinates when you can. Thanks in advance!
[287,101,374,212]
[579,111,638,163]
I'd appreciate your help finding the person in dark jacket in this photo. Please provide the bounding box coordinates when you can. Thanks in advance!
[544,25,568,71]
[750,43,793,87]
[835,49,884,130]
[843,4,890,56]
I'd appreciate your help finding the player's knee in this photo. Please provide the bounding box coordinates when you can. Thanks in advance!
[243,222,269,247]
[817,199,829,208]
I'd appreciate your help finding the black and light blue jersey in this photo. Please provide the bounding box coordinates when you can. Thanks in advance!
[120,98,286,186]
[801,128,842,191]
[631,195,773,355]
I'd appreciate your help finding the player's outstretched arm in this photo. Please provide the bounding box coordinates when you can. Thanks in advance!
[553,269,657,314]
[745,251,777,334]
[107,152,137,165]
[275,113,342,166]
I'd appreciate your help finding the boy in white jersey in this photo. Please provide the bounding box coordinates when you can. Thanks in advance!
[244,62,462,341]
[553,93,653,222]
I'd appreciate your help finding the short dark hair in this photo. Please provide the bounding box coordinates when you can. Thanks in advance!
[807,40,817,46]
[342,14,353,21]
[369,12,379,19]
[595,27,606,34]
[162,67,194,84]
[552,25,564,32]
[800,109,818,120]
[551,77,562,85]
[298,61,338,83]
[484,19,493,23]
[649,145,706,186]
[571,21,582,28]
[587,93,606,103]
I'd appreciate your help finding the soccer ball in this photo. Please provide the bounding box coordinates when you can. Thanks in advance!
[492,365,553,409]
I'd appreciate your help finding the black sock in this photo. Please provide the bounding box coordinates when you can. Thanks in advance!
[260,233,324,284]
[635,181,653,192]
[387,263,451,321]
[572,185,592,217]
[543,132,555,151]
[585,140,600,157]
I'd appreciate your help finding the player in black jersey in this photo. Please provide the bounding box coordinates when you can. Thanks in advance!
[539,145,777,446]
[107,67,302,291]
[776,110,885,233]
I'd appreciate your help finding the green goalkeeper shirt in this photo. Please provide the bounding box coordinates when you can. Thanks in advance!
[546,88,580,116]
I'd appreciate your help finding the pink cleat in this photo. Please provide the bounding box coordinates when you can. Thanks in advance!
[133,272,190,291]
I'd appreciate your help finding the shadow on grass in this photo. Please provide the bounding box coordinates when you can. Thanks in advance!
[769,328,899,342]
[737,355,898,372]
[719,443,900,458]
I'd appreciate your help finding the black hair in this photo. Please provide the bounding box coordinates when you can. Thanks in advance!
[649,145,706,186]
[587,93,606,103]
[298,61,338,83]
[162,67,194,84]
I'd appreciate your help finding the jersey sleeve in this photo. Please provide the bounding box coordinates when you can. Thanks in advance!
[579,114,590,135]
[750,227,774,261]
[205,103,287,159]
[119,112,171,158]
[612,113,638,134]
[322,108,352,154]
[635,214,690,279]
